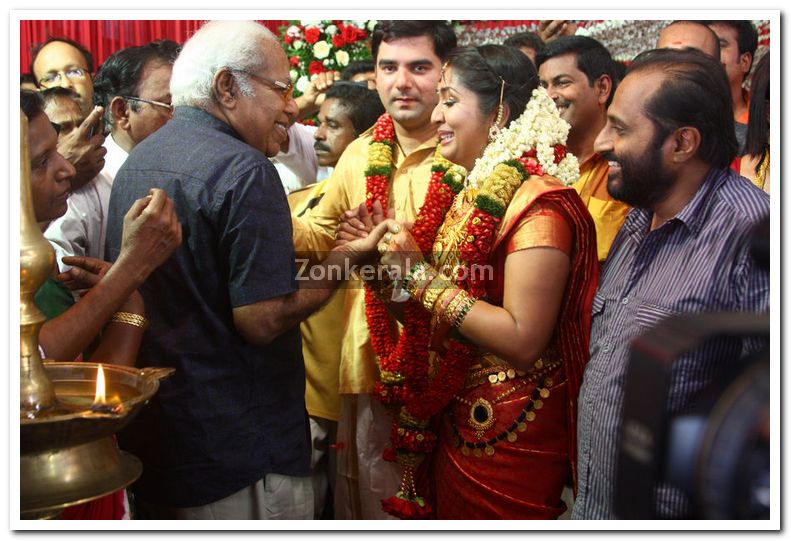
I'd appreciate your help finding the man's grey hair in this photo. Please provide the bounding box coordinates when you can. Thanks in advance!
[171,20,277,107]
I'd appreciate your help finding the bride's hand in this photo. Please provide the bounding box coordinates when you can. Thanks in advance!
[380,225,424,283]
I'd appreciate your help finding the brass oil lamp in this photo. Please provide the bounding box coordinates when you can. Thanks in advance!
[19,110,172,519]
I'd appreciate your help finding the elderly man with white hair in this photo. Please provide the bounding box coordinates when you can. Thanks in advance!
[105,20,390,520]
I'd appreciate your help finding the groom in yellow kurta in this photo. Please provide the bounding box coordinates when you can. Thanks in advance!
[291,21,457,519]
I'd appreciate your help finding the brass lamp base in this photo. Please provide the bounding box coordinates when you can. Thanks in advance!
[21,436,141,519]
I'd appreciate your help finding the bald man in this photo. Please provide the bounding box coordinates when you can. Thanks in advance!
[656,20,721,58]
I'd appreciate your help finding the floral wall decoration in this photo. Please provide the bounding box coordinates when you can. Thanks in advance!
[280,19,376,98]
[456,19,770,64]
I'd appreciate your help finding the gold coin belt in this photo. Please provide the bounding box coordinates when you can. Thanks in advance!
[449,372,555,458]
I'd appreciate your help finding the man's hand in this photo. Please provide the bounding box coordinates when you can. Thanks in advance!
[296,70,341,119]
[57,256,112,292]
[57,105,107,191]
[538,20,578,43]
[334,200,394,247]
[116,188,182,285]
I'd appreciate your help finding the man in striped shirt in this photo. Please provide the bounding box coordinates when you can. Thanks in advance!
[572,48,769,519]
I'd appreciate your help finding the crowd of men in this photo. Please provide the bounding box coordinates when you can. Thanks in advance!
[22,18,769,521]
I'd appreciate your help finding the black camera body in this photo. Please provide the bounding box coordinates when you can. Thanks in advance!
[615,312,769,519]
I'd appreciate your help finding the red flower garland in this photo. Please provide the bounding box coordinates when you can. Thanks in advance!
[364,113,569,519]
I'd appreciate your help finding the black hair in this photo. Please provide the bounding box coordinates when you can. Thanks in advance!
[628,47,737,168]
[444,44,539,128]
[371,21,457,63]
[92,39,181,129]
[503,32,544,57]
[341,59,375,81]
[30,36,94,80]
[324,82,385,136]
[744,52,769,164]
[21,89,45,120]
[535,35,619,107]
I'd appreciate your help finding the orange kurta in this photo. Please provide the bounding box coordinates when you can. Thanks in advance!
[572,154,630,263]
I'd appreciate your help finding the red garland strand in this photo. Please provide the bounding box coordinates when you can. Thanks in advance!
[363,113,570,519]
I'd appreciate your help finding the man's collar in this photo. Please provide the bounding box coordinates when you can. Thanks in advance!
[173,105,240,139]
[670,167,725,237]
[622,166,726,239]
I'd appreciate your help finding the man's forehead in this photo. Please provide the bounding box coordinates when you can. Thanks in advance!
[28,113,58,156]
[657,24,717,56]
[34,41,89,72]
[539,53,581,77]
[320,98,352,120]
[377,36,439,63]
[612,69,661,114]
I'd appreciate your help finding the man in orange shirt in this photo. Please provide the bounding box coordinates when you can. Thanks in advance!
[707,20,758,156]
[537,36,630,263]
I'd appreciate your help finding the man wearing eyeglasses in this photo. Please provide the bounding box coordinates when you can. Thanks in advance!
[31,37,106,191]
[45,40,181,273]
[105,20,390,520]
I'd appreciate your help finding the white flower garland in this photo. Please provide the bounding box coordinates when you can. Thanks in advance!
[466,86,580,189]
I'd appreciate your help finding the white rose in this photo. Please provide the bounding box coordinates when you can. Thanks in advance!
[335,50,350,67]
[293,39,304,50]
[367,20,378,31]
[313,40,331,59]
[325,24,338,35]
[286,25,302,38]
[296,75,310,93]
[289,69,299,81]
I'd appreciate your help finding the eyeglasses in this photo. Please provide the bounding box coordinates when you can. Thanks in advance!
[122,96,175,115]
[39,67,87,87]
[235,69,294,101]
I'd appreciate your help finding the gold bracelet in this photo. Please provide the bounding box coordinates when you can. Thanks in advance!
[110,311,149,329]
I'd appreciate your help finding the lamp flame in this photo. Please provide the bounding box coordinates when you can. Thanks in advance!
[93,364,106,405]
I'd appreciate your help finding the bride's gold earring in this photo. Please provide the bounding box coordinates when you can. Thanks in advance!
[487,77,506,143]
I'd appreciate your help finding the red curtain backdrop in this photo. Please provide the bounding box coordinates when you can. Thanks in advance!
[20,20,288,74]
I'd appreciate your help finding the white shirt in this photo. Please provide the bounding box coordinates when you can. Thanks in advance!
[44,134,128,271]
[272,123,331,194]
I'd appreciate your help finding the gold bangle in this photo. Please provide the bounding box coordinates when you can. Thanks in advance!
[110,311,148,329]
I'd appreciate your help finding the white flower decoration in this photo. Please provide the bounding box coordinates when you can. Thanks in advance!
[367,20,378,31]
[289,69,299,82]
[467,86,579,188]
[286,25,302,39]
[325,24,338,35]
[313,40,331,60]
[295,75,310,93]
[335,50,350,67]
[293,39,304,50]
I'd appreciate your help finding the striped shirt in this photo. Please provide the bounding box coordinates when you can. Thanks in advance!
[572,167,770,519]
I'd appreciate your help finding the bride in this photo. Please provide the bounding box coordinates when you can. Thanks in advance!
[342,44,598,519]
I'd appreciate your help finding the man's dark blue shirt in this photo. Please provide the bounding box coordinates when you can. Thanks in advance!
[105,106,310,507]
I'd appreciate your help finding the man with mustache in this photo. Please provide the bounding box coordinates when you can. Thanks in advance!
[31,37,107,190]
[537,36,630,263]
[45,40,181,271]
[291,20,457,519]
[572,48,769,519]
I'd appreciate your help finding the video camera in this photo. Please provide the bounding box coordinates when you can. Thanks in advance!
[615,217,770,520]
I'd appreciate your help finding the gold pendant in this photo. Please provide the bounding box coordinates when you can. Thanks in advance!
[468,398,495,439]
